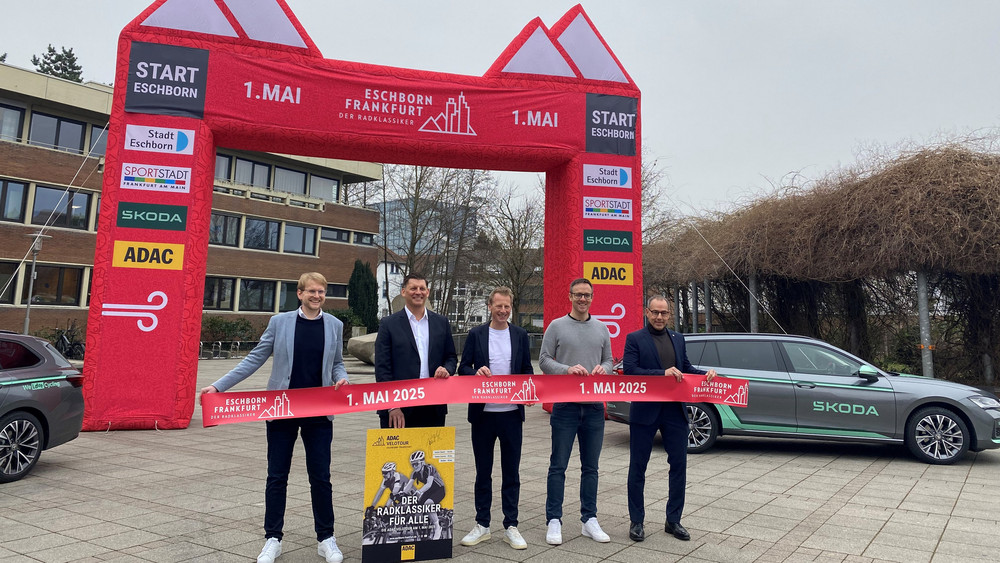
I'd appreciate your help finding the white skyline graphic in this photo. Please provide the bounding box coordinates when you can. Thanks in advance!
[725,384,749,407]
[419,92,477,136]
[258,392,294,419]
[510,378,539,402]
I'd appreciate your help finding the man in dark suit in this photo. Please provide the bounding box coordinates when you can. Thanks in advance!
[375,272,457,428]
[457,287,534,550]
[622,295,717,543]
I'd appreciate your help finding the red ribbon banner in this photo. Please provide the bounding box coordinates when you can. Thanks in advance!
[201,375,748,427]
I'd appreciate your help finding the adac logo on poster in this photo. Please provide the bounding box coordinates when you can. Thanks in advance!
[373,434,410,447]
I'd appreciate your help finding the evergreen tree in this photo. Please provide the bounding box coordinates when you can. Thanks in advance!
[0,53,7,63]
[348,260,379,333]
[31,45,83,82]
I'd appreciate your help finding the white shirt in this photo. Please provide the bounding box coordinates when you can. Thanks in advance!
[405,306,431,379]
[484,325,517,413]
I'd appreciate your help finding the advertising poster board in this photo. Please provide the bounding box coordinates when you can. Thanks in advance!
[362,427,455,562]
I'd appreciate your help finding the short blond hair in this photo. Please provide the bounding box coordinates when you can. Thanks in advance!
[297,272,328,291]
[487,286,513,305]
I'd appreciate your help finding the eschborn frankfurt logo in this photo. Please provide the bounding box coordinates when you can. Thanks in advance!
[258,393,294,419]
[583,164,631,188]
[419,92,476,136]
[124,124,195,155]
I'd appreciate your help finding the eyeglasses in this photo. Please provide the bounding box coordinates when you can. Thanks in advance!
[647,309,670,317]
[570,292,593,300]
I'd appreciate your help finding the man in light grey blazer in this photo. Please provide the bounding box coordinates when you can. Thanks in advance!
[200,272,350,563]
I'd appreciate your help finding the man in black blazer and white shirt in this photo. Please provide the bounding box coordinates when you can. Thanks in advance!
[457,287,534,550]
[375,272,457,428]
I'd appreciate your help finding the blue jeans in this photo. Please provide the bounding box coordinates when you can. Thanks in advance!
[546,402,605,522]
[264,416,334,541]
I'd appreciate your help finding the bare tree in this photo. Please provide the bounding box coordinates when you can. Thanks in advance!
[476,185,545,322]
[355,164,495,328]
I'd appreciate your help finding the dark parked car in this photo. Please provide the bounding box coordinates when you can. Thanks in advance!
[607,333,1000,465]
[0,331,84,482]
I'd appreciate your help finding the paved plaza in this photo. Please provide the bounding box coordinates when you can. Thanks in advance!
[2,357,999,562]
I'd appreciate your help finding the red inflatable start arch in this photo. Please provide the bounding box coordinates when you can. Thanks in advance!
[83,0,642,430]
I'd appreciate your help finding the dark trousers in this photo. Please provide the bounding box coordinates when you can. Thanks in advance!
[265,416,334,541]
[471,410,522,529]
[546,402,605,523]
[378,405,446,428]
[627,402,688,524]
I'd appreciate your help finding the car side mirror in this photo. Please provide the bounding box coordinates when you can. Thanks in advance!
[857,365,880,382]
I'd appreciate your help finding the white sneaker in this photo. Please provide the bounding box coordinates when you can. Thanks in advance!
[581,517,611,543]
[257,538,282,563]
[460,523,491,546]
[546,519,562,545]
[504,526,527,549]
[318,535,343,563]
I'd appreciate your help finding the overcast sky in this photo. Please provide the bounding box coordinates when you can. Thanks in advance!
[5,1,1000,215]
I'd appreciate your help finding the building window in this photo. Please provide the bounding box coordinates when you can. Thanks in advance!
[0,262,17,304]
[327,284,348,299]
[209,213,240,246]
[244,218,280,251]
[355,232,374,245]
[274,167,306,195]
[204,277,235,310]
[239,279,275,312]
[22,265,82,306]
[279,282,300,312]
[215,154,232,181]
[28,112,85,153]
[283,224,316,255]
[31,186,91,229]
[89,124,107,157]
[321,227,351,243]
[311,175,340,203]
[0,103,25,142]
[234,157,270,188]
[1,179,26,223]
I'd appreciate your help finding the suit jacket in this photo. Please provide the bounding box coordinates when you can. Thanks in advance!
[623,326,705,425]
[458,322,534,423]
[374,307,457,417]
[211,311,349,419]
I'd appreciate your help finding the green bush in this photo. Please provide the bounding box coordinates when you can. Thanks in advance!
[201,316,257,341]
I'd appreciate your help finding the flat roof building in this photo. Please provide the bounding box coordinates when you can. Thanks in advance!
[0,63,382,336]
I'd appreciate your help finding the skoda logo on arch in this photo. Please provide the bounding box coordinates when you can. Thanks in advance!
[124,124,196,155]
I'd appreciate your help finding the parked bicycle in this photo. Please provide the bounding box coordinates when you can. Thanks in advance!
[52,321,86,360]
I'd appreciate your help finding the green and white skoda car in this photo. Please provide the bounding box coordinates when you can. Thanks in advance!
[607,333,1000,464]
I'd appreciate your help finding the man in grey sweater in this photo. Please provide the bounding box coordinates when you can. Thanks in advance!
[539,278,614,546]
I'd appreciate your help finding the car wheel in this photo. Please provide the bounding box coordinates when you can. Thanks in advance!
[686,404,719,454]
[0,411,45,483]
[905,406,970,465]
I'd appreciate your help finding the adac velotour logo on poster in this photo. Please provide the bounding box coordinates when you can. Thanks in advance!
[112,241,185,271]
[124,124,195,155]
[120,163,191,194]
[583,164,631,188]
[583,196,632,221]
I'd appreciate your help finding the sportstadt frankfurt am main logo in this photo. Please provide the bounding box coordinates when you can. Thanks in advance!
[419,92,477,136]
